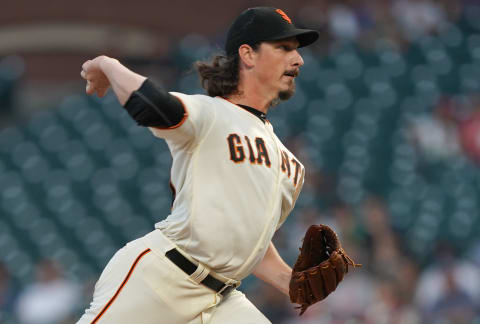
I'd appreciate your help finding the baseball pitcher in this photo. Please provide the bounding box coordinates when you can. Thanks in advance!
[77,7,359,324]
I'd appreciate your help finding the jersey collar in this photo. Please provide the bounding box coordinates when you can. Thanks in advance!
[237,104,267,123]
[220,97,268,124]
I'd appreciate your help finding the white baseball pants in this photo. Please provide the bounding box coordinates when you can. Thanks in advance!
[77,229,271,324]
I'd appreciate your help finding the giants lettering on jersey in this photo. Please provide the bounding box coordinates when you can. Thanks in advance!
[227,134,301,186]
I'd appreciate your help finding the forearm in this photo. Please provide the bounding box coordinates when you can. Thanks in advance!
[98,56,147,105]
[252,242,292,296]
[90,56,184,128]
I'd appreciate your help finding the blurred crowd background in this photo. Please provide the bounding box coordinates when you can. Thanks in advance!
[1,0,480,323]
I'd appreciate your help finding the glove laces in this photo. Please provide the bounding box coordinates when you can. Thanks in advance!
[338,248,362,269]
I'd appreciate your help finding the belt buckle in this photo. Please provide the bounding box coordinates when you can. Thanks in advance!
[218,282,237,296]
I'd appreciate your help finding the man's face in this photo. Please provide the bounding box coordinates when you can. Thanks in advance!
[253,37,304,105]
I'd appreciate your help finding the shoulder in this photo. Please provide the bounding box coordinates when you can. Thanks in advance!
[168,93,232,118]
[169,92,223,105]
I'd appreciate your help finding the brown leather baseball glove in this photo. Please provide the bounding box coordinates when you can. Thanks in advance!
[289,224,361,315]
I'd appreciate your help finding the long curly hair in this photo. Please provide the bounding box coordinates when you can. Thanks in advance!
[195,44,259,97]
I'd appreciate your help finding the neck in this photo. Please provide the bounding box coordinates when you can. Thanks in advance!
[226,78,276,113]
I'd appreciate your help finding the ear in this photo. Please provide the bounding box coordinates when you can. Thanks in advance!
[238,44,257,68]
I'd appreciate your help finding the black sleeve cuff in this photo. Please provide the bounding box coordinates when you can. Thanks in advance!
[124,79,185,128]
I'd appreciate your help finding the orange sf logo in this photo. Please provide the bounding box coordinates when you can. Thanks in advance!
[275,9,292,24]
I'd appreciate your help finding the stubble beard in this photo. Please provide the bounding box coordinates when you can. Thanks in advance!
[269,80,296,108]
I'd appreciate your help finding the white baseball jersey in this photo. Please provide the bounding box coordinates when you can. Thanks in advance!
[150,93,304,280]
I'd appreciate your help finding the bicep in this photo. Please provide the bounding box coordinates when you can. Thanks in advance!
[124,79,186,128]
[121,79,215,145]
[148,92,216,147]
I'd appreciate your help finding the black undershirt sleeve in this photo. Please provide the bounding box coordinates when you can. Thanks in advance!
[123,79,185,128]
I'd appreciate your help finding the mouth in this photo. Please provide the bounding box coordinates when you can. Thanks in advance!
[284,70,299,78]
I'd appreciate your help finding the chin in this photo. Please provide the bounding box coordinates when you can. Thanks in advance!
[279,82,296,100]
[270,86,296,108]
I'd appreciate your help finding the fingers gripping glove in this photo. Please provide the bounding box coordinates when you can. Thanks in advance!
[289,224,361,315]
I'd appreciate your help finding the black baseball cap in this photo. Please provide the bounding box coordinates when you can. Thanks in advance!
[225,7,319,56]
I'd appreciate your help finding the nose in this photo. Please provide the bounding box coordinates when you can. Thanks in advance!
[293,49,304,68]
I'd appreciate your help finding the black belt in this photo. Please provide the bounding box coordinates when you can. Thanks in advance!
[165,248,237,297]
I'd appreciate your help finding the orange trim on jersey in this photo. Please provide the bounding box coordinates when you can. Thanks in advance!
[244,136,257,164]
[281,150,291,177]
[255,137,272,168]
[91,248,151,324]
[151,95,189,130]
[291,158,301,186]
[227,133,245,164]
